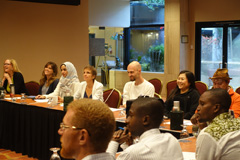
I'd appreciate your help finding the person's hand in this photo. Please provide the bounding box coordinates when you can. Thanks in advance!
[119,104,126,109]
[191,113,207,130]
[112,128,131,144]
[58,96,63,103]
[35,95,46,99]
[3,73,12,83]
[1,77,6,86]
[190,113,198,125]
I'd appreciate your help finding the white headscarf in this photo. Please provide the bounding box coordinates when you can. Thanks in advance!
[59,62,79,97]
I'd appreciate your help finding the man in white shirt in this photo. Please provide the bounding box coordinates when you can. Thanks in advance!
[195,88,240,160]
[58,99,115,160]
[122,61,155,106]
[107,97,183,160]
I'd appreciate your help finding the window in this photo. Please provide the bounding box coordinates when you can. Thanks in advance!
[195,21,240,90]
[124,0,165,72]
[129,26,164,72]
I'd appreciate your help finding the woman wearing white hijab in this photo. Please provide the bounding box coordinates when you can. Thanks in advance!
[36,62,81,101]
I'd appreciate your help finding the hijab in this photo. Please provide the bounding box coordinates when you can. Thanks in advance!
[59,62,80,97]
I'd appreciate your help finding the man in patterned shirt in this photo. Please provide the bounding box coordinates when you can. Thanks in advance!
[196,88,240,160]
[58,99,115,160]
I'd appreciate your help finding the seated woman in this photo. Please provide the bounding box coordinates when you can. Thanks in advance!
[75,65,103,101]
[38,62,59,95]
[164,70,200,120]
[36,62,80,102]
[2,59,28,94]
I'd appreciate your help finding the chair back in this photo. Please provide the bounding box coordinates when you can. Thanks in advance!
[195,81,208,95]
[236,87,240,94]
[154,92,162,99]
[25,81,40,96]
[103,88,122,108]
[166,80,177,98]
[148,78,163,95]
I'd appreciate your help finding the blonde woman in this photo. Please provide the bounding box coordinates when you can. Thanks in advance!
[2,59,28,94]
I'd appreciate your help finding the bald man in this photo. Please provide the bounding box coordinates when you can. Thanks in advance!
[122,61,155,106]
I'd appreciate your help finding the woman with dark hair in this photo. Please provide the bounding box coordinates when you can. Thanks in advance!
[165,70,200,119]
[75,65,103,101]
[36,62,80,102]
[2,59,28,94]
[38,61,59,95]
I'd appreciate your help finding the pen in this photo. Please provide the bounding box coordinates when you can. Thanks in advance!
[118,127,124,130]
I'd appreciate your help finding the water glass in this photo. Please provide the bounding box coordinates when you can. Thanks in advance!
[20,93,27,104]
[192,124,199,137]
[50,147,61,160]
[180,125,189,139]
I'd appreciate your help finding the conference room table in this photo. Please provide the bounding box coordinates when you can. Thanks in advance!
[0,97,64,160]
[0,96,196,160]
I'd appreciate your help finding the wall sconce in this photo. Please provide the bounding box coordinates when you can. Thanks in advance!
[181,35,188,43]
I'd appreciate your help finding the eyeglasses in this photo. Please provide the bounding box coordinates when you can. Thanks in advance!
[59,122,91,136]
[4,63,11,66]
[60,122,83,130]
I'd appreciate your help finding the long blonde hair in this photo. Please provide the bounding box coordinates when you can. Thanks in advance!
[5,59,21,73]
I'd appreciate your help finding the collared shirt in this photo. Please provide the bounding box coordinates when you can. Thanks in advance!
[122,79,155,105]
[107,129,183,160]
[228,88,240,118]
[196,112,240,160]
[82,152,115,160]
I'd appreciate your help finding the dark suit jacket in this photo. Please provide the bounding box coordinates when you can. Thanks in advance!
[38,79,59,95]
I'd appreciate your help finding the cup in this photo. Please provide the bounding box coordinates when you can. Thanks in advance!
[20,93,27,104]
[10,84,15,100]
[49,96,58,106]
[64,96,74,111]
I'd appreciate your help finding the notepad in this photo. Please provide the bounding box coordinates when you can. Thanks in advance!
[34,99,49,103]
[182,152,195,160]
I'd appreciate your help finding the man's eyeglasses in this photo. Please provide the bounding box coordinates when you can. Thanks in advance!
[59,123,91,136]
[60,122,83,130]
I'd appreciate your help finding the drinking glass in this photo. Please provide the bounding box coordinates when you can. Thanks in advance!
[50,147,61,160]
[48,97,53,108]
[0,90,5,99]
[10,84,15,100]
[180,124,189,139]
[119,108,126,117]
[192,124,199,137]
[20,93,27,104]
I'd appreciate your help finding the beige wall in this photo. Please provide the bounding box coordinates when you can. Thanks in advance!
[0,0,89,82]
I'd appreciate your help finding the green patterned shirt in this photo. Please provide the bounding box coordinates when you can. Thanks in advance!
[204,112,240,141]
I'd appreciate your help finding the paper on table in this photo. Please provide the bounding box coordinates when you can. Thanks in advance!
[5,97,21,100]
[183,120,193,126]
[110,108,124,112]
[34,99,49,103]
[164,120,192,126]
[182,152,195,160]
